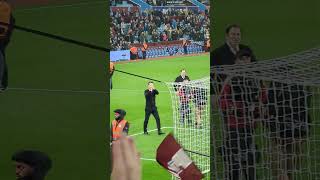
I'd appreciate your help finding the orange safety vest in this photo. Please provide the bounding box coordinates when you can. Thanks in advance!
[130,47,138,54]
[110,62,115,75]
[0,0,11,39]
[142,43,148,51]
[112,120,127,141]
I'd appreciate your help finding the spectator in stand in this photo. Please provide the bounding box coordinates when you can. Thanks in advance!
[111,7,210,51]
[182,39,188,55]
[142,42,148,59]
[161,32,168,41]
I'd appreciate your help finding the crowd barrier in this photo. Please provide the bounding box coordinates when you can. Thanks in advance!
[110,41,205,62]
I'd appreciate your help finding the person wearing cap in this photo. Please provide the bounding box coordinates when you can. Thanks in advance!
[218,49,266,180]
[12,150,52,180]
[111,109,129,141]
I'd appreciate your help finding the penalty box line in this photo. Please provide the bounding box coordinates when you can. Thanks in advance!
[129,126,173,137]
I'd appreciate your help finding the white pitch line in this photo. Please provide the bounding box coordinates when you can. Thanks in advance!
[15,0,107,12]
[135,127,174,162]
[129,126,174,137]
[113,127,174,163]
[140,158,156,162]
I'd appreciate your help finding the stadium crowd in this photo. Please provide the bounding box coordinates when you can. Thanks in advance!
[145,0,167,6]
[110,8,210,50]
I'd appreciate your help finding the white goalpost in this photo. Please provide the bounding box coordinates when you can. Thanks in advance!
[211,47,320,180]
[166,77,211,179]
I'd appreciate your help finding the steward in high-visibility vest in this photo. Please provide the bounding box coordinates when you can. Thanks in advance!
[129,46,138,60]
[142,42,148,59]
[111,109,129,141]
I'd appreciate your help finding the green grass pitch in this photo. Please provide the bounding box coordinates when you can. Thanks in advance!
[0,1,108,180]
[110,54,210,180]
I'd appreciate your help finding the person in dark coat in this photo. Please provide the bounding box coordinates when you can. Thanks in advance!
[143,81,164,135]
[210,24,256,96]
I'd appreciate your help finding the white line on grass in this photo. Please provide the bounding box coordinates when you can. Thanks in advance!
[7,87,108,94]
[15,0,107,12]
[140,158,156,162]
[133,127,174,162]
[129,126,174,137]
[108,127,174,162]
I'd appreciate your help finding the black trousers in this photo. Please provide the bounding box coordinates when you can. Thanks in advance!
[0,50,8,90]
[130,52,137,60]
[183,46,188,54]
[224,128,256,180]
[179,102,191,123]
[142,51,147,59]
[144,108,161,132]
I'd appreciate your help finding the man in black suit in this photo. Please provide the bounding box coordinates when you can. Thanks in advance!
[175,69,190,83]
[210,24,256,102]
[211,24,256,66]
[143,81,164,135]
[174,69,190,92]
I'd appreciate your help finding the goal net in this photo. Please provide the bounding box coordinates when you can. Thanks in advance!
[166,77,211,179]
[211,47,320,180]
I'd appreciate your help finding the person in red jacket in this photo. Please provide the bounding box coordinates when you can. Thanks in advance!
[218,49,267,180]
[111,109,129,142]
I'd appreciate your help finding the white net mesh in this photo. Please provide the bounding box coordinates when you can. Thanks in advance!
[211,47,320,180]
[166,77,211,179]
